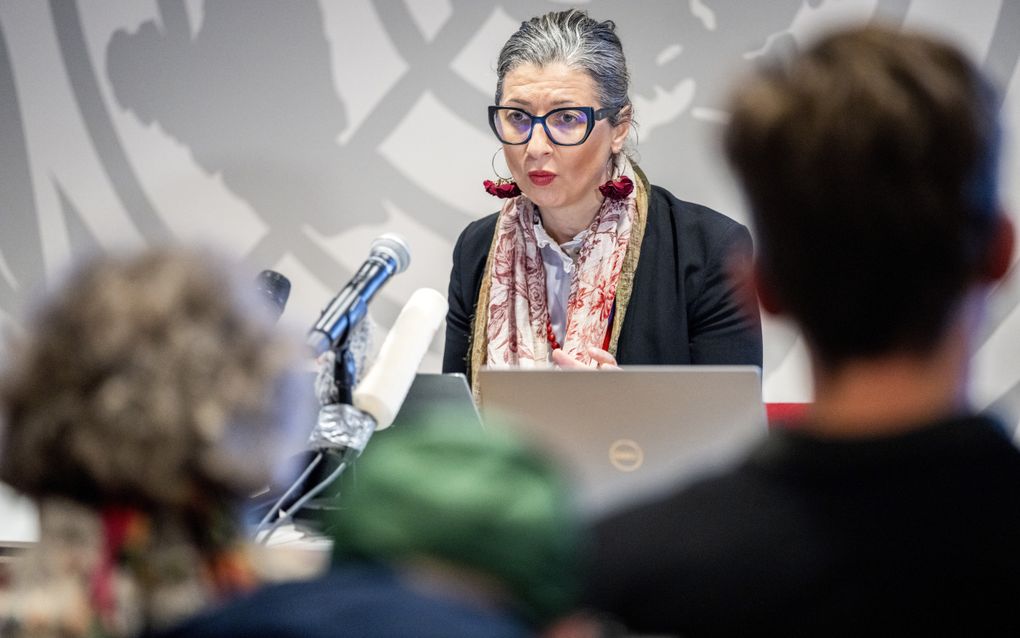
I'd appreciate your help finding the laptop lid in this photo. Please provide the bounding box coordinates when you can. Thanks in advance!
[477,366,766,517]
[390,372,481,429]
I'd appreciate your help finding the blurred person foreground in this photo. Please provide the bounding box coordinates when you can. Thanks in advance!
[586,24,1020,636]
[0,249,309,637]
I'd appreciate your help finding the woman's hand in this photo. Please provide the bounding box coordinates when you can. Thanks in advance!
[551,346,619,370]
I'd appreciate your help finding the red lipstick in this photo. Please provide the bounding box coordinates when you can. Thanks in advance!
[528,170,556,186]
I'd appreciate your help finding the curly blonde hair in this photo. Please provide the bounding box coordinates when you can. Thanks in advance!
[0,249,299,510]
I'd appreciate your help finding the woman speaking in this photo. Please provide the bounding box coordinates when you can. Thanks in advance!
[444,10,762,385]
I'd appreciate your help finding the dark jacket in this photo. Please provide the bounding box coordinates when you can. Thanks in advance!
[443,185,763,378]
[153,562,532,638]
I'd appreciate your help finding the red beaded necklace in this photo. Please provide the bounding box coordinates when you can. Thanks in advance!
[545,317,561,351]
[545,303,616,354]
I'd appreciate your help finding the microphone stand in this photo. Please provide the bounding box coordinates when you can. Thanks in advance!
[253,285,447,545]
[333,345,357,405]
[254,340,378,545]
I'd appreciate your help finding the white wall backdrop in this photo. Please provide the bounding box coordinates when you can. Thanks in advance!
[1,0,1019,539]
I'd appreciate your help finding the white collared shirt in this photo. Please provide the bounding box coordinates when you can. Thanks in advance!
[534,220,588,347]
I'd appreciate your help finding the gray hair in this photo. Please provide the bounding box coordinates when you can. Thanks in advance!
[495,10,631,126]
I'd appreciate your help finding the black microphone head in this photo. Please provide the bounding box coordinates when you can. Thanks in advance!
[371,234,411,274]
[255,269,291,322]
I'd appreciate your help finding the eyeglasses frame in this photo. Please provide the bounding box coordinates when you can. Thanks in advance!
[487,105,621,146]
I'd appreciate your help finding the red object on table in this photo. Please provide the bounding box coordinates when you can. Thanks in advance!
[765,403,811,428]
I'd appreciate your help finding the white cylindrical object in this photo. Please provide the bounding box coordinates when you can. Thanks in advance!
[353,288,448,430]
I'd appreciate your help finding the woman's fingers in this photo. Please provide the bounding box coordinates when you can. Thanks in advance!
[551,348,586,369]
[551,347,619,370]
[587,347,619,369]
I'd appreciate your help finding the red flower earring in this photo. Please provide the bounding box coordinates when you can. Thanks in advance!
[599,154,633,200]
[599,175,633,200]
[483,179,521,198]
[484,148,521,198]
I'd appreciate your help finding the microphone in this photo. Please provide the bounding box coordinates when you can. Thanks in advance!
[306,234,410,356]
[354,287,448,430]
[255,269,291,323]
[258,288,447,542]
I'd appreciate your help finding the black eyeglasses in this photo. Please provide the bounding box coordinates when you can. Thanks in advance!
[488,106,620,146]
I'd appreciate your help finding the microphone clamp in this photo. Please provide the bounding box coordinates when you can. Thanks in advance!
[308,403,377,454]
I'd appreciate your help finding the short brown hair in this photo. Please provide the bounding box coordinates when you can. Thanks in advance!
[725,25,1000,366]
[0,249,298,509]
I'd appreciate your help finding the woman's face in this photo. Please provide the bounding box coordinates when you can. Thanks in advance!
[499,61,630,218]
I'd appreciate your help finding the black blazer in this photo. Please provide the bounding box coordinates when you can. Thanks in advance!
[443,185,763,379]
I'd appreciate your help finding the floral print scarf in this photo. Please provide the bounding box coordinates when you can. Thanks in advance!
[482,158,638,372]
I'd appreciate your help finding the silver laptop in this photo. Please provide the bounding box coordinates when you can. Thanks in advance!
[477,366,766,517]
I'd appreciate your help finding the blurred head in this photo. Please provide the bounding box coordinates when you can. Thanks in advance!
[493,10,632,215]
[327,415,582,627]
[0,249,305,512]
[724,25,1010,369]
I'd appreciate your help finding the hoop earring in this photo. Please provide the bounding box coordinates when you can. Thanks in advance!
[598,152,633,200]
[483,147,521,198]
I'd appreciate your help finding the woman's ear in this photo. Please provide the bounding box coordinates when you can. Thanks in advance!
[611,105,632,154]
[982,212,1015,283]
